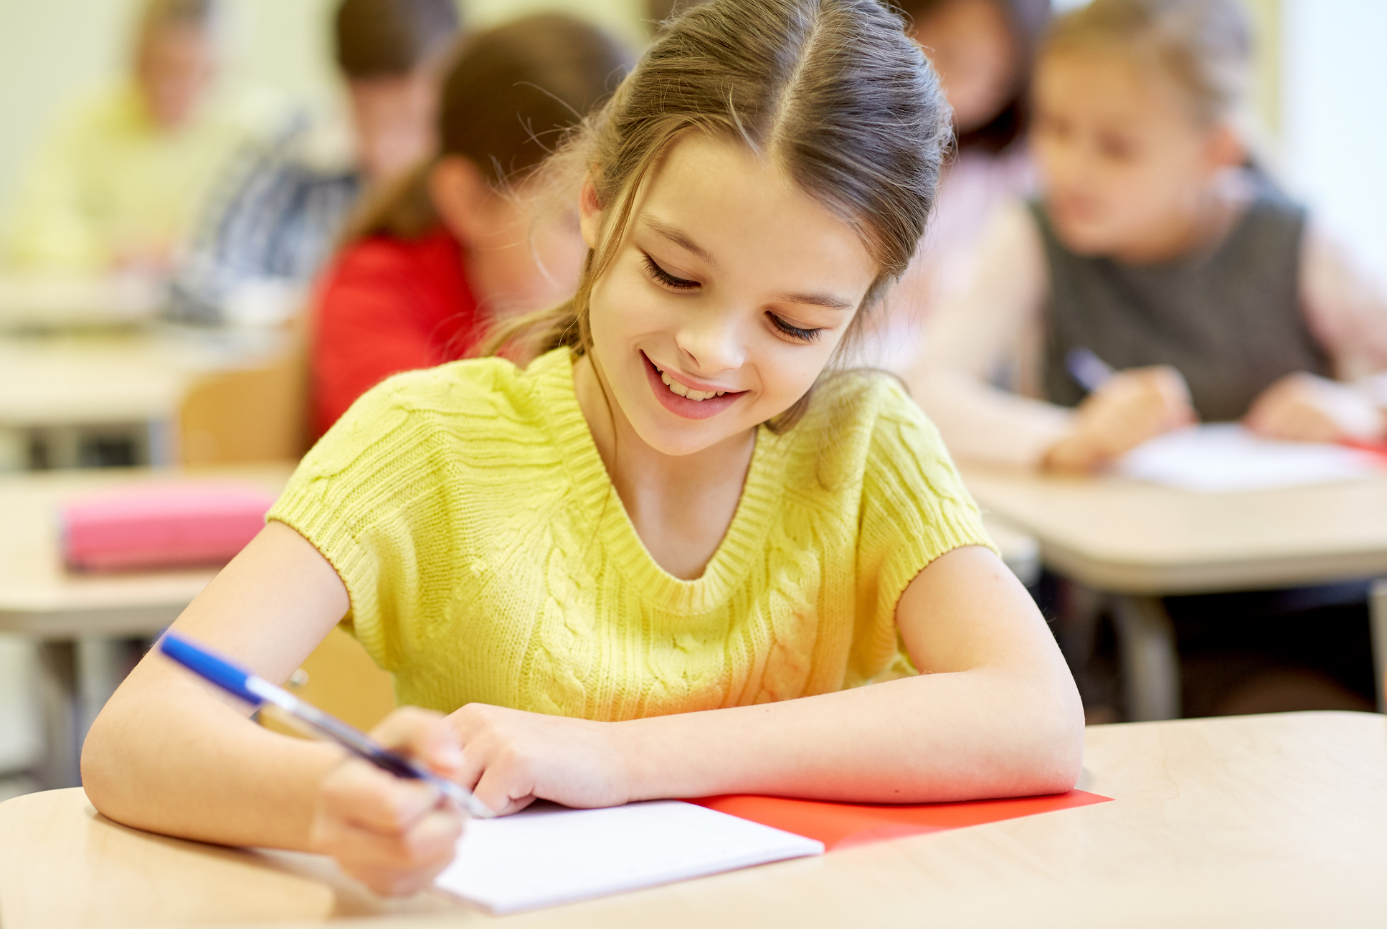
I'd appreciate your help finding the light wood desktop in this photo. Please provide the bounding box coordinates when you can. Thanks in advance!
[0,275,163,333]
[0,464,296,787]
[0,328,291,467]
[962,464,1387,721]
[2,711,1384,929]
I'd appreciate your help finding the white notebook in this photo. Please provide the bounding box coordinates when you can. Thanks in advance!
[1117,424,1378,493]
[433,800,824,914]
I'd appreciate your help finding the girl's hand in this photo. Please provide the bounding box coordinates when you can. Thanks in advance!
[448,704,634,816]
[1244,372,1385,444]
[1045,365,1196,472]
[309,708,467,897]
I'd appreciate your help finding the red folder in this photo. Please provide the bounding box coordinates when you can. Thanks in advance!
[692,790,1111,851]
[1342,439,1387,465]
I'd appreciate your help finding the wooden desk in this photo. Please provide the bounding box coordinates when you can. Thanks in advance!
[963,465,1387,720]
[0,275,163,333]
[0,464,296,787]
[3,712,1384,929]
[0,328,287,467]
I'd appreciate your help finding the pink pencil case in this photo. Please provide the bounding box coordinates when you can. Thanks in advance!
[60,484,277,572]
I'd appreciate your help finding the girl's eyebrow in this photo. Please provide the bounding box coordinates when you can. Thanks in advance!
[640,213,854,311]
[641,214,718,266]
[777,291,854,311]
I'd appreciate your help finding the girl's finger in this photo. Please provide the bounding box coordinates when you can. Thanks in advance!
[371,707,466,777]
[472,762,534,817]
[452,744,489,794]
[332,806,464,873]
[325,760,446,833]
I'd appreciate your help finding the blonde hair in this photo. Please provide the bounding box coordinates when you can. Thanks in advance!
[1041,0,1252,127]
[487,0,951,432]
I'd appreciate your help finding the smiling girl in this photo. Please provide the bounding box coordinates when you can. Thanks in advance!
[83,0,1083,897]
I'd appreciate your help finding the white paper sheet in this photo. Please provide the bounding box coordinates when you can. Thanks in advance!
[1117,424,1379,493]
[433,800,823,914]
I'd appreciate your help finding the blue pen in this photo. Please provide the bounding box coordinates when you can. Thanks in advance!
[1066,347,1115,394]
[159,632,492,818]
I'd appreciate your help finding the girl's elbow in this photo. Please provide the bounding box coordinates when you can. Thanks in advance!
[79,708,141,827]
[79,717,118,811]
[1025,695,1086,794]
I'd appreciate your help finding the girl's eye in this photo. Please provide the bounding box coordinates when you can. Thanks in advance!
[768,312,822,343]
[642,254,699,290]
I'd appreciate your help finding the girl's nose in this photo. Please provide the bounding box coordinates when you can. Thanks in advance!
[674,310,747,375]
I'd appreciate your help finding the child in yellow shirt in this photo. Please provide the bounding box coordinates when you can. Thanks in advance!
[83,0,1083,897]
[6,0,283,273]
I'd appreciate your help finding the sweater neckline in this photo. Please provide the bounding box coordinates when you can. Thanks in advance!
[534,348,785,613]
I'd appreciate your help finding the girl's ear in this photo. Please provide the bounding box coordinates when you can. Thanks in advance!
[1204,123,1247,172]
[429,156,493,246]
[578,173,603,250]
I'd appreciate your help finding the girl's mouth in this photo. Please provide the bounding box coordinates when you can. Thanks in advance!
[641,352,746,420]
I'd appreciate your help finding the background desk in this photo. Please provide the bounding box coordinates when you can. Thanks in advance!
[963,465,1387,720]
[0,464,295,787]
[0,328,289,468]
[3,712,1385,929]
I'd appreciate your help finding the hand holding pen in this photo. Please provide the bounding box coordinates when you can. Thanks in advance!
[160,633,489,895]
[1045,349,1196,472]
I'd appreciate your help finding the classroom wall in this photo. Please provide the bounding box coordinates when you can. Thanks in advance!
[1280,0,1387,281]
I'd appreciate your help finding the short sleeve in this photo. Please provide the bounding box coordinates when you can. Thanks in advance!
[267,369,459,672]
[852,381,997,678]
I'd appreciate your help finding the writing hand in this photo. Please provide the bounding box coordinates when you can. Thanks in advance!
[310,707,466,896]
[1045,365,1196,472]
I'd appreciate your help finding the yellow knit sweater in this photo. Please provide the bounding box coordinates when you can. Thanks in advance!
[269,348,994,718]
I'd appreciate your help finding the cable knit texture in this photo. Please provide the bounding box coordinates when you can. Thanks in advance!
[268,348,995,718]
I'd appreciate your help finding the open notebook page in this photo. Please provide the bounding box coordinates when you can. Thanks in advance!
[433,800,824,914]
[1117,424,1379,493]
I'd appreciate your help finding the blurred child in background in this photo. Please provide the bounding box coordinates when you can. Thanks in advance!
[912,0,1387,717]
[863,0,1049,370]
[4,0,286,274]
[169,0,461,324]
[310,14,632,436]
[911,0,1387,470]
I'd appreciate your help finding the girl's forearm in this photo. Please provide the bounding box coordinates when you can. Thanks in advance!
[82,667,342,851]
[618,668,1082,804]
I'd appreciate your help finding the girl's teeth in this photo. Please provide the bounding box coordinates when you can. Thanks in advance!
[658,368,725,402]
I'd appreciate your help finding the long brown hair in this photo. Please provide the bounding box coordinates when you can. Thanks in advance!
[488,0,952,431]
[346,14,633,243]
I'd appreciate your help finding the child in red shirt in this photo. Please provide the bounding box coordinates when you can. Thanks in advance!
[312,15,632,436]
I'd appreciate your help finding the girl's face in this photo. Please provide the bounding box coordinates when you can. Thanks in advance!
[1031,49,1242,260]
[580,133,877,458]
[911,0,1019,134]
